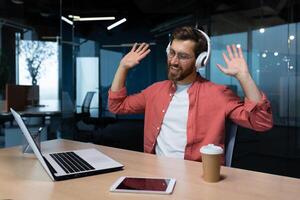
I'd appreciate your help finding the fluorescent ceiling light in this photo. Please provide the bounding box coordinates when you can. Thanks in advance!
[41,36,61,40]
[61,16,73,25]
[74,17,115,21]
[68,15,80,20]
[107,18,127,30]
[11,0,24,4]
[102,42,156,48]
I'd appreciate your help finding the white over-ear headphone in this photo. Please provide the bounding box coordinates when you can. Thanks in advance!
[166,28,211,70]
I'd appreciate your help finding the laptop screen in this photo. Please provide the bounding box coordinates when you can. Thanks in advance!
[10,108,55,180]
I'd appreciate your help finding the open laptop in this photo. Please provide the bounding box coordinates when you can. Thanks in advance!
[10,108,124,181]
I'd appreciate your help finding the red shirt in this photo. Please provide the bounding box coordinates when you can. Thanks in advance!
[108,76,273,162]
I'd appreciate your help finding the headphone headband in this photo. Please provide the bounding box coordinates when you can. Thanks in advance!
[195,29,211,67]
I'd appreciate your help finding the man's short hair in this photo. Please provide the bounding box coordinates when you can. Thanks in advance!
[170,26,208,57]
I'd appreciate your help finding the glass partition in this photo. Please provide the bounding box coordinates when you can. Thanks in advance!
[210,32,248,95]
[0,1,60,147]
[210,21,300,177]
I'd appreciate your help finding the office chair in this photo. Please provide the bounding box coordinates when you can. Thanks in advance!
[76,91,96,119]
[58,92,95,140]
[77,91,117,130]
[225,120,238,167]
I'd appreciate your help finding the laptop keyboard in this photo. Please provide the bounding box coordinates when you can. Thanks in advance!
[50,152,95,174]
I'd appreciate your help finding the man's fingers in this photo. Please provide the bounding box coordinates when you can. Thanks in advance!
[232,44,239,58]
[131,43,138,52]
[237,45,244,59]
[136,43,147,53]
[216,64,228,74]
[139,49,151,60]
[226,45,234,60]
[222,52,230,66]
[139,43,149,54]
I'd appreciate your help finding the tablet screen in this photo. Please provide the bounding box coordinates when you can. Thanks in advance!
[116,177,170,191]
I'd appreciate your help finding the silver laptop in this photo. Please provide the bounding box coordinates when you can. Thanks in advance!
[11,108,124,181]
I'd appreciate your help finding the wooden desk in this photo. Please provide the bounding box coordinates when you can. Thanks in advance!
[0,139,299,200]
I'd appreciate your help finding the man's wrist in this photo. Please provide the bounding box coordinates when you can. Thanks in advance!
[118,64,130,72]
[236,72,252,82]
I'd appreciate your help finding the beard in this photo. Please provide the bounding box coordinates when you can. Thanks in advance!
[167,63,195,82]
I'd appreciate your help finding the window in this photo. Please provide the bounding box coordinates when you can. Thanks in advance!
[17,40,59,100]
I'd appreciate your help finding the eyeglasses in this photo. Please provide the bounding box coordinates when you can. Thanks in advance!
[167,49,194,61]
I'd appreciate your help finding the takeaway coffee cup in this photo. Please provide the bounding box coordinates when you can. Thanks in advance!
[200,144,224,182]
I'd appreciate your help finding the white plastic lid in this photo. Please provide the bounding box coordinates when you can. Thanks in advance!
[200,144,223,155]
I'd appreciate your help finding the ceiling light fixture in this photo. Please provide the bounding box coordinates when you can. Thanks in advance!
[74,17,115,21]
[68,15,80,20]
[40,12,51,17]
[41,36,61,40]
[11,0,24,5]
[102,42,156,48]
[61,16,73,25]
[107,18,127,30]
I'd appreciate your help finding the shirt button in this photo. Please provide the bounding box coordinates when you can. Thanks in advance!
[169,93,172,96]
[162,110,165,113]
[156,127,160,130]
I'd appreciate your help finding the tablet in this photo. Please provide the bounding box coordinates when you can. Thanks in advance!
[110,176,176,195]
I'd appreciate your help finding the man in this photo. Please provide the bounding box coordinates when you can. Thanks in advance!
[108,26,273,162]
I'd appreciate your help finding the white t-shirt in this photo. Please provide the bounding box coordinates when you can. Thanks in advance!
[155,83,191,159]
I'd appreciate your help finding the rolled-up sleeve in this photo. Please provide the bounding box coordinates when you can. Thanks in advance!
[225,89,273,132]
[108,87,146,114]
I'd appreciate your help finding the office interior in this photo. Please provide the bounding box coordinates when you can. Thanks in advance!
[0,0,299,178]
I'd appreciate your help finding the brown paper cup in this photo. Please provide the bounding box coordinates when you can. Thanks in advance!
[200,144,223,183]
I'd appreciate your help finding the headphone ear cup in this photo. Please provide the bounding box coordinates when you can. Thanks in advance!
[166,43,171,54]
[195,52,207,69]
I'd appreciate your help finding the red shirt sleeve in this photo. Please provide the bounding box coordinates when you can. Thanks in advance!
[224,88,273,132]
[108,87,146,114]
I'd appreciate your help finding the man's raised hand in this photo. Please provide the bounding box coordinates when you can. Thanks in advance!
[216,44,250,81]
[120,43,151,70]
